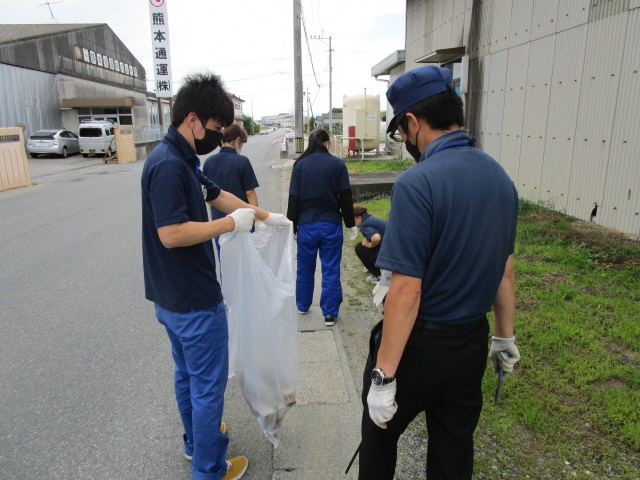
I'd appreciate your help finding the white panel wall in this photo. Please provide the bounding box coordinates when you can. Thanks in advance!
[452,0,467,45]
[567,13,628,220]
[499,43,530,183]
[441,0,455,48]
[477,0,496,57]
[539,25,589,212]
[600,7,640,234]
[402,0,640,234]
[530,0,560,41]
[557,0,591,30]
[491,0,513,53]
[432,0,444,51]
[517,35,556,202]
[483,49,508,161]
[508,1,534,48]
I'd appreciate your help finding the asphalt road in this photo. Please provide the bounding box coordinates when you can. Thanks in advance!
[0,129,291,479]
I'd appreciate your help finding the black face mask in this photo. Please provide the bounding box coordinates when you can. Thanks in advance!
[405,137,422,162]
[193,125,223,155]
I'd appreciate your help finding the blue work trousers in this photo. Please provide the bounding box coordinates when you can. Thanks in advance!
[155,303,229,480]
[296,221,343,316]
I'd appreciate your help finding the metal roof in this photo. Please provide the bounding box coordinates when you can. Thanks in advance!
[0,24,105,45]
[371,50,406,77]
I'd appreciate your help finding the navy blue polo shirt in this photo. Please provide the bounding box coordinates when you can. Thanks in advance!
[376,130,518,324]
[202,146,259,220]
[360,213,387,245]
[141,125,223,313]
[289,151,351,226]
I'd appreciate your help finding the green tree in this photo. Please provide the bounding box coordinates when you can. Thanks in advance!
[242,114,257,135]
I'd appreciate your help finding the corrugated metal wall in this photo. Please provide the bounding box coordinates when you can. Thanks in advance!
[403,0,640,235]
[0,64,62,138]
[599,7,640,235]
[566,13,628,220]
[499,42,529,185]
[539,25,588,213]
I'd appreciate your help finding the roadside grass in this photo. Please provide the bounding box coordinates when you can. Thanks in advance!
[348,198,640,478]
[345,157,413,174]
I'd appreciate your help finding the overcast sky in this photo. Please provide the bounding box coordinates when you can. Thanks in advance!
[1,0,405,119]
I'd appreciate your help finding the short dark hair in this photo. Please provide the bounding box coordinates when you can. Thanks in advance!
[171,72,234,128]
[296,129,330,162]
[353,205,368,217]
[222,124,248,144]
[402,87,464,131]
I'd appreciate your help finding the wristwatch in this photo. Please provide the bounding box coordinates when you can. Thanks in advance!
[371,368,395,386]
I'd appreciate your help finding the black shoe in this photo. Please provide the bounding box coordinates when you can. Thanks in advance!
[324,315,336,326]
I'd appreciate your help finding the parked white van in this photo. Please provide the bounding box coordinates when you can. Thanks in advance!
[78,120,117,158]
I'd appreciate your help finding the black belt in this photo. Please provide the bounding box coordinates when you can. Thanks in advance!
[417,315,487,331]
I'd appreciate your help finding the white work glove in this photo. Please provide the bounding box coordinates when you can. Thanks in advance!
[254,220,267,231]
[262,212,292,227]
[347,226,358,241]
[372,270,392,307]
[367,380,398,429]
[490,336,521,375]
[228,208,255,232]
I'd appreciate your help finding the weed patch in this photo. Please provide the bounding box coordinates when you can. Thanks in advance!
[342,197,640,478]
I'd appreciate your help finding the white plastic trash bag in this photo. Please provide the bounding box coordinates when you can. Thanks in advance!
[219,224,298,447]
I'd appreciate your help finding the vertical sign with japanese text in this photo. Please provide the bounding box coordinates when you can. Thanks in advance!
[149,0,173,98]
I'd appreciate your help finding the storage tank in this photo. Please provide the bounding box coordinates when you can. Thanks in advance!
[342,92,380,152]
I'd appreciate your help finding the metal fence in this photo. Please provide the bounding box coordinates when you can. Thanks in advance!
[133,125,170,144]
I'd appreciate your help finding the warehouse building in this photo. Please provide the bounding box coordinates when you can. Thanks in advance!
[0,23,149,139]
[374,0,639,236]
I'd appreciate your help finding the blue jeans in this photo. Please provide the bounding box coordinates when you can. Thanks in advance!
[155,303,229,480]
[296,221,343,316]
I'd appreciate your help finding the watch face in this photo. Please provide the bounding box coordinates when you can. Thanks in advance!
[371,369,383,385]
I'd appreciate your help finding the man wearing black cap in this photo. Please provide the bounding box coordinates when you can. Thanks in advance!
[358,65,521,479]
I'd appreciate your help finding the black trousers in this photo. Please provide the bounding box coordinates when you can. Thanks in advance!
[355,242,381,277]
[358,317,489,480]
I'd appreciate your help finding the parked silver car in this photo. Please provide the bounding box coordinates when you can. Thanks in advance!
[26,129,80,158]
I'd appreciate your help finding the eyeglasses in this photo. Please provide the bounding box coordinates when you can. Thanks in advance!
[388,115,408,143]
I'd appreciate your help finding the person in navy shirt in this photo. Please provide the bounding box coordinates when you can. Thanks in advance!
[203,124,259,221]
[358,66,522,480]
[353,205,387,282]
[141,73,290,480]
[286,129,357,326]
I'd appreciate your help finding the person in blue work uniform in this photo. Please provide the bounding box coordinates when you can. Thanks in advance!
[203,124,259,220]
[203,124,259,262]
[141,72,290,480]
[358,66,522,479]
[286,129,357,327]
[353,205,387,283]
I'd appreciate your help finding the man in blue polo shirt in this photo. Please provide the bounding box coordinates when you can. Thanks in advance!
[141,73,290,480]
[358,66,522,479]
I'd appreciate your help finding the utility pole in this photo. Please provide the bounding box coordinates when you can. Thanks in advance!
[293,0,304,153]
[251,99,254,135]
[311,34,333,136]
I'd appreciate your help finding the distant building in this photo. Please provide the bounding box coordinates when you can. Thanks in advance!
[315,112,343,135]
[259,113,294,129]
[0,23,149,137]
[229,94,244,125]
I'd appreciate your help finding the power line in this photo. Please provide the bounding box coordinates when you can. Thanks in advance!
[301,5,320,88]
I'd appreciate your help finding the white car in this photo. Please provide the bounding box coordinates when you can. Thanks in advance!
[27,129,80,158]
